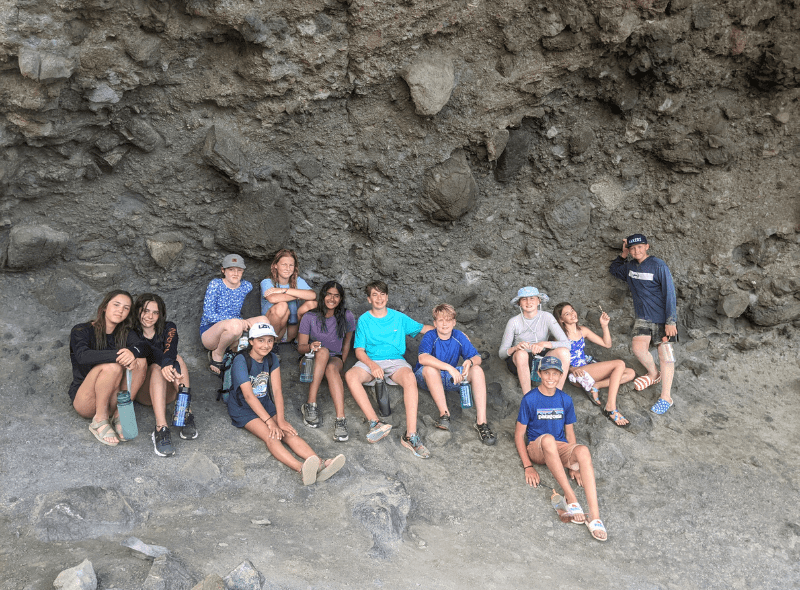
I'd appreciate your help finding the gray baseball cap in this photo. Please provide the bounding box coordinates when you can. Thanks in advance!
[222,254,246,269]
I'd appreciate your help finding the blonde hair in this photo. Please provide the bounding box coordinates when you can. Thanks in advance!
[432,303,456,320]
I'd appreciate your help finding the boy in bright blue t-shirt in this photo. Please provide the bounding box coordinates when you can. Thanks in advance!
[345,280,434,458]
[514,356,607,542]
[414,303,496,446]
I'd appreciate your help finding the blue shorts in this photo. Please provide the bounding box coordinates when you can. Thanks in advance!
[199,324,213,337]
[414,366,461,392]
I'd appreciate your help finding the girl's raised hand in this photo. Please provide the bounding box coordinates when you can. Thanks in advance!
[599,312,610,326]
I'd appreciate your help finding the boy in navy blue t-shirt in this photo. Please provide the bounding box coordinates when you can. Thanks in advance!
[514,356,607,541]
[414,303,496,446]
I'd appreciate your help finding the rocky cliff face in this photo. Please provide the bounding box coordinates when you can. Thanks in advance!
[2,2,800,588]
[2,0,798,350]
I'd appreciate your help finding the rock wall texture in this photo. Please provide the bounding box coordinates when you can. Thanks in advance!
[2,0,798,350]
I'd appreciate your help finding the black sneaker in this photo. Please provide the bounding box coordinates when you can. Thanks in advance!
[474,422,497,446]
[180,411,198,440]
[302,403,321,428]
[434,413,451,430]
[152,426,175,457]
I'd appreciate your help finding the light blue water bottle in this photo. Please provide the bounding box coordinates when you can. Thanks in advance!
[459,378,473,409]
[300,352,315,383]
[116,369,138,440]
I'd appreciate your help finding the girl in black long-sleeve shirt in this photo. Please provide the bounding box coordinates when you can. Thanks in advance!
[69,290,149,446]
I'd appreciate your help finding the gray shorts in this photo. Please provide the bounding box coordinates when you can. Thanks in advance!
[353,358,413,386]
[632,319,678,347]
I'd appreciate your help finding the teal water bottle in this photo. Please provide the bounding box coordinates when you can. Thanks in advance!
[116,369,138,440]
[530,354,543,384]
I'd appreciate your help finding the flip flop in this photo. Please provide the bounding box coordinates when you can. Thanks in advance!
[651,398,673,415]
[603,408,629,427]
[550,490,572,524]
[89,419,119,446]
[301,456,321,485]
[586,519,608,542]
[207,350,224,377]
[633,373,661,391]
[316,454,346,482]
[566,502,585,524]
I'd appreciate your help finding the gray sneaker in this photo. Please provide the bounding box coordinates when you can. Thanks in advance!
[152,426,175,457]
[366,420,392,443]
[401,432,431,459]
[333,417,349,442]
[302,403,321,428]
[474,422,497,446]
[434,413,451,430]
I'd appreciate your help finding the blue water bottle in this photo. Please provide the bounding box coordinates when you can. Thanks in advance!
[459,378,473,409]
[116,369,138,440]
[172,385,191,427]
[530,354,543,384]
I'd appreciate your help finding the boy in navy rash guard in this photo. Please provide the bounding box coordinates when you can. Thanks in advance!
[609,233,678,415]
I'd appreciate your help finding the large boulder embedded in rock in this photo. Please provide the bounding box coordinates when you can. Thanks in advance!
[400,54,455,116]
[420,149,478,222]
[5,224,69,270]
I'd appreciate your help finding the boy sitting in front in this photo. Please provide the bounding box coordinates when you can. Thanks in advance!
[514,356,608,542]
[414,304,496,446]
[345,281,434,458]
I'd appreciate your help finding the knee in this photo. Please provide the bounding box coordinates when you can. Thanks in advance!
[613,359,625,371]
[471,365,485,379]
[512,350,529,365]
[573,444,592,463]
[554,347,569,361]
[539,434,557,450]
[316,347,331,361]
[421,366,438,380]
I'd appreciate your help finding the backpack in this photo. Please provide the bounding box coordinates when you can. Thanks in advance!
[217,350,273,406]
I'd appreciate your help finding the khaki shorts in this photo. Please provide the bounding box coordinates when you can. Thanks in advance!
[527,435,579,471]
[353,358,412,386]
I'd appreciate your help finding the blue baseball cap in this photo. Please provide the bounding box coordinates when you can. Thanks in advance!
[511,286,549,305]
[538,356,563,372]
[626,234,648,246]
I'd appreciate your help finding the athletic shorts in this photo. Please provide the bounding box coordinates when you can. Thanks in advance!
[353,358,412,386]
[527,436,579,471]
[632,319,678,347]
[504,350,551,376]
[414,366,461,392]
[199,324,213,337]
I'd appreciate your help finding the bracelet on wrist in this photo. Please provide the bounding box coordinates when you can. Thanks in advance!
[524,466,534,470]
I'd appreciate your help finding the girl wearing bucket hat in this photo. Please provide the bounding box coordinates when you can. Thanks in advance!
[499,286,571,395]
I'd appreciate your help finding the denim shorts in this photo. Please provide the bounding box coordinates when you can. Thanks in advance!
[414,366,461,392]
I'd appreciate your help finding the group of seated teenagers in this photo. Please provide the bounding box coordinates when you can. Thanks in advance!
[68,236,678,541]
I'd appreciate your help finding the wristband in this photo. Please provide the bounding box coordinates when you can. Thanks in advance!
[524,466,534,470]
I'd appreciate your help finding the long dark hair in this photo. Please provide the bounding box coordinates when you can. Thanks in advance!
[133,293,167,337]
[313,281,348,339]
[553,302,573,331]
[270,248,298,289]
[92,290,134,350]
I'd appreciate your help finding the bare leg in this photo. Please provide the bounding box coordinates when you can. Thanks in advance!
[202,318,247,364]
[174,354,191,388]
[391,367,419,435]
[266,303,290,340]
[572,445,601,527]
[513,350,532,394]
[531,435,585,523]
[135,363,176,428]
[324,357,346,418]
[657,344,675,404]
[471,365,489,424]
[307,347,331,404]
[244,418,316,472]
[345,366,380,423]
[73,363,124,423]
[631,335,657,379]
[593,367,635,390]
[421,366,449,418]
[583,360,627,412]
[289,300,317,341]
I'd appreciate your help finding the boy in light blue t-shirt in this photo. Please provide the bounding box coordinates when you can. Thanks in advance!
[345,280,434,458]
